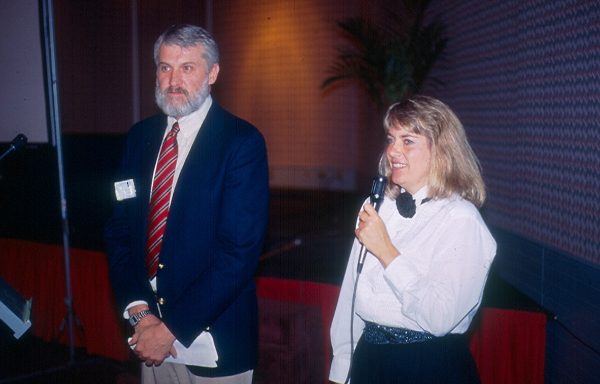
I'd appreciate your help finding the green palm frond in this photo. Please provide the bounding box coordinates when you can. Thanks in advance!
[322,0,447,112]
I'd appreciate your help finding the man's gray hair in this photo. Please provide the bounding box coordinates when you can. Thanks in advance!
[153,24,220,69]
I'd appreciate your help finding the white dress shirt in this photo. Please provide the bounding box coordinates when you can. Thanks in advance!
[125,96,219,368]
[329,186,497,383]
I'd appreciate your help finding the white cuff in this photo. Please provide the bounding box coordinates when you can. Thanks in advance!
[329,355,351,384]
[123,300,149,319]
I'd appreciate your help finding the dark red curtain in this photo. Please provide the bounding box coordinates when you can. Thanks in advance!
[0,238,129,361]
[470,307,546,384]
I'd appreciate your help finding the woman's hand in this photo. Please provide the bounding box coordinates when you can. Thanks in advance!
[355,203,399,267]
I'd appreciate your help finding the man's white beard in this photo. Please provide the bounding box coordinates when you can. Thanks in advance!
[155,79,209,118]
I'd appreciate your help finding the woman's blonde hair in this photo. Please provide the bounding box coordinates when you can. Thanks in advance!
[378,95,486,207]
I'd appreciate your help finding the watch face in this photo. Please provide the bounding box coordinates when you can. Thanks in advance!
[129,310,150,327]
[129,316,138,326]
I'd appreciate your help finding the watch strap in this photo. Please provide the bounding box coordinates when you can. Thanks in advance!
[129,309,152,327]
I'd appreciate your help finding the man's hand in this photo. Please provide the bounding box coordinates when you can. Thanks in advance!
[129,314,177,366]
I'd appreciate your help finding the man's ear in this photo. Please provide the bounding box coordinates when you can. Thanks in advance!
[208,64,220,85]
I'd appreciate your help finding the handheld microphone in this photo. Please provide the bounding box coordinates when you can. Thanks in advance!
[0,134,28,161]
[357,175,387,273]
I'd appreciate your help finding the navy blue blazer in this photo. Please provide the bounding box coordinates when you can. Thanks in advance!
[104,101,269,377]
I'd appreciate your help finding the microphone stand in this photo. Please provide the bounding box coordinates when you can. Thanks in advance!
[1,3,86,382]
[42,0,79,366]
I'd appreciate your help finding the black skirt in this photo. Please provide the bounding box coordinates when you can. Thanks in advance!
[349,332,480,384]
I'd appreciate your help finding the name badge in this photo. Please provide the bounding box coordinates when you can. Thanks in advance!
[114,179,136,201]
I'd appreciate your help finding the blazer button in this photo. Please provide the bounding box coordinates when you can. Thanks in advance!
[158,263,165,270]
[158,297,166,305]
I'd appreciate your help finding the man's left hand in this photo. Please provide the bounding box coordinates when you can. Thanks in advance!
[129,315,177,366]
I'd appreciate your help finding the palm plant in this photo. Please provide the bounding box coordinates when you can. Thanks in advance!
[321,0,447,112]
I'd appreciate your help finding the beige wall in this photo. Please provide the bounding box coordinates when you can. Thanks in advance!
[213,1,384,190]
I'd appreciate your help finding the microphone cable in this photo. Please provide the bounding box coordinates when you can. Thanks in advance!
[344,175,386,384]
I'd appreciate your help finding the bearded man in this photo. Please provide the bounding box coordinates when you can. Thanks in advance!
[104,24,269,384]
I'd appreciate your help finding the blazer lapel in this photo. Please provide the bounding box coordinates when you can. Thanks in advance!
[175,103,224,189]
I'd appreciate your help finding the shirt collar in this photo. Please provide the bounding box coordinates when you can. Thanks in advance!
[401,185,430,206]
[166,95,212,138]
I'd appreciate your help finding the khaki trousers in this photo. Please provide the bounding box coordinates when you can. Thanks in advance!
[141,363,253,384]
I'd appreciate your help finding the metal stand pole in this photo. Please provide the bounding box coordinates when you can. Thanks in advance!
[41,0,76,365]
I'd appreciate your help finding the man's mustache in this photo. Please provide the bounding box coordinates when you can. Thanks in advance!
[165,87,189,96]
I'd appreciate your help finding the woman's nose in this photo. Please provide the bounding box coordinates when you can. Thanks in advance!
[388,142,402,156]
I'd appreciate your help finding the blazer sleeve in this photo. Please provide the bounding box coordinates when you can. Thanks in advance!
[104,126,157,313]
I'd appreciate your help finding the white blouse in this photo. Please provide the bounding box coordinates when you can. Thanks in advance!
[329,187,497,383]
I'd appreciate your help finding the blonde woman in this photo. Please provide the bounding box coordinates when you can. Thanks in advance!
[330,96,496,384]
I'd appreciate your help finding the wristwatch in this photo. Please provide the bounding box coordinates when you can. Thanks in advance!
[128,309,152,327]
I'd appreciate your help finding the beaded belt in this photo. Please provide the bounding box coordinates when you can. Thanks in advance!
[363,321,434,345]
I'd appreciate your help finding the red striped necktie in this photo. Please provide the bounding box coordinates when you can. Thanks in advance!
[145,122,180,278]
